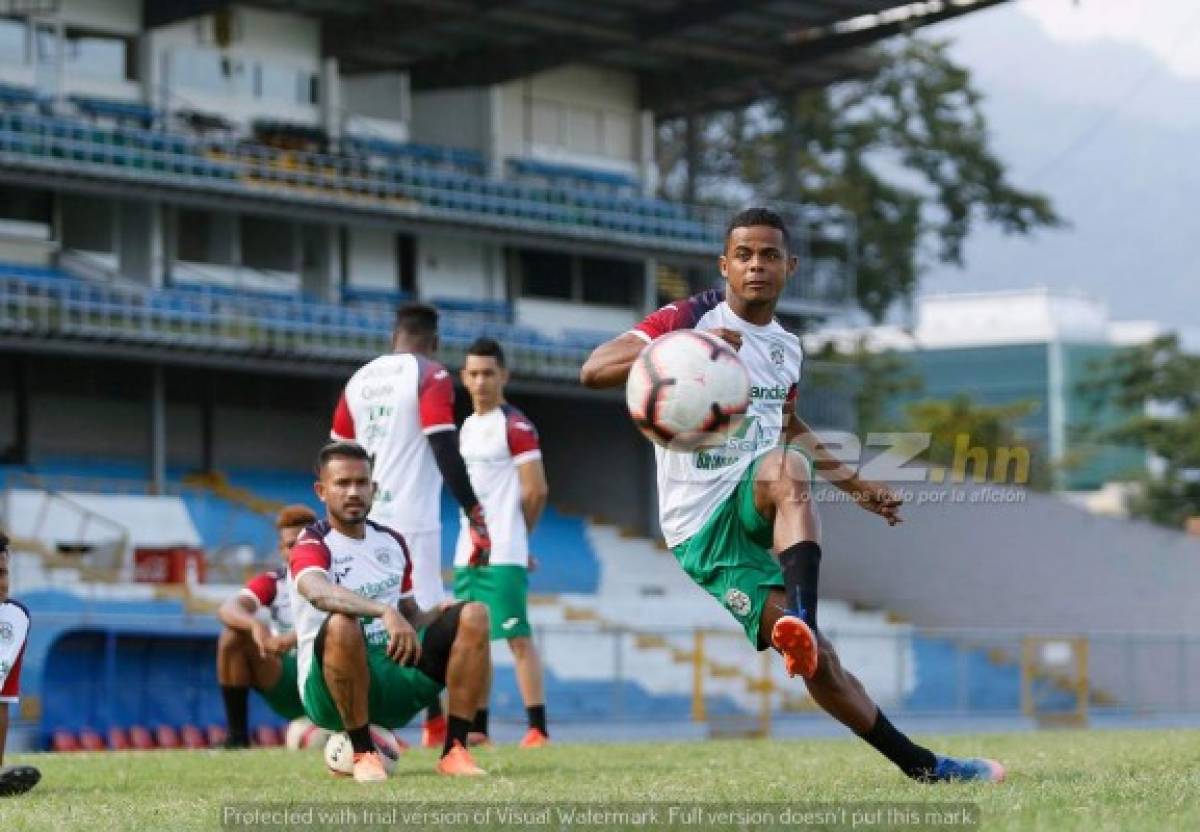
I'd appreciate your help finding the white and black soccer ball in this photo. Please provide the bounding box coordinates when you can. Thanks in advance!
[284,717,330,751]
[626,329,751,450]
[323,726,403,777]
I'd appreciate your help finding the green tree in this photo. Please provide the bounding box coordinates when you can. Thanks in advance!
[901,394,1051,488]
[1080,334,1200,528]
[657,37,1062,320]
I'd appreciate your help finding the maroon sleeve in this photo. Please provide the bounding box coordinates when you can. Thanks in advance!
[632,289,724,341]
[503,406,541,461]
[417,359,456,435]
[243,572,277,606]
[331,391,355,440]
[289,528,332,578]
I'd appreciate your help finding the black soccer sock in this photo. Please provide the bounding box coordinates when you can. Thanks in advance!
[220,685,250,744]
[857,710,938,781]
[443,716,473,757]
[527,704,547,736]
[779,541,821,631]
[426,699,443,720]
[346,723,375,755]
[472,708,489,737]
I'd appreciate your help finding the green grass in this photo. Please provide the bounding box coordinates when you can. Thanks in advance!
[3,729,1199,830]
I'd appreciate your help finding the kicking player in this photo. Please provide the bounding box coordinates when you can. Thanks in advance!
[331,303,492,747]
[216,504,317,748]
[581,207,1005,783]
[0,534,39,797]
[456,338,551,748]
[291,441,491,782]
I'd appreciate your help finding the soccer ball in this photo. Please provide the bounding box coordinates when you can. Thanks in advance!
[324,726,403,777]
[626,330,750,450]
[284,717,330,751]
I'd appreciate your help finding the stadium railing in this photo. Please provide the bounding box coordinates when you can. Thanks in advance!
[0,264,598,379]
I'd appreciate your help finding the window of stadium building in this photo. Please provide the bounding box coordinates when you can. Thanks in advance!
[35,29,134,81]
[254,63,318,105]
[0,18,27,64]
[240,216,296,272]
[581,256,639,307]
[171,49,252,97]
[518,249,573,300]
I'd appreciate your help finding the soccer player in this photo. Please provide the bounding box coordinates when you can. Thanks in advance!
[455,338,551,748]
[580,207,1005,783]
[331,303,492,747]
[216,504,317,748]
[0,534,40,797]
[291,441,491,782]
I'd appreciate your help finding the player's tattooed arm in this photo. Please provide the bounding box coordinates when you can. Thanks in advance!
[296,571,389,619]
[580,333,646,388]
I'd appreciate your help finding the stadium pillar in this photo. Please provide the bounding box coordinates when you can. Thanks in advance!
[148,365,167,495]
[684,112,699,205]
[320,57,341,140]
[118,200,165,288]
[637,110,657,196]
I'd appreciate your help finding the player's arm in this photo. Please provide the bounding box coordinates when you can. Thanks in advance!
[518,459,548,533]
[783,409,903,526]
[419,361,491,564]
[396,595,449,632]
[296,571,421,664]
[579,332,645,389]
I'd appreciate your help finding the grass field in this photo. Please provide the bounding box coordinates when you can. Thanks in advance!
[3,729,1199,831]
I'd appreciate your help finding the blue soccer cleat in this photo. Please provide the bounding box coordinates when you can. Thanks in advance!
[932,755,1006,783]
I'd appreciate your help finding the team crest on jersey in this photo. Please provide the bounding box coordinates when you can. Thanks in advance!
[769,344,785,368]
[0,622,11,641]
[374,548,391,565]
[723,588,752,617]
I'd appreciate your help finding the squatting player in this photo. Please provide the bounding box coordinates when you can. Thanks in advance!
[0,534,39,797]
[216,504,317,747]
[581,207,1005,783]
[456,338,551,748]
[291,442,491,782]
[331,302,492,747]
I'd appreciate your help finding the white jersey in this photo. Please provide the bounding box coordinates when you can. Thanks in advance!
[288,520,414,695]
[631,289,803,548]
[454,404,542,568]
[239,567,294,634]
[0,598,30,704]
[331,352,457,534]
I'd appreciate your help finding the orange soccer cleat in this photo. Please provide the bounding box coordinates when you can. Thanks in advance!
[352,751,389,783]
[771,614,819,679]
[436,741,487,777]
[518,728,549,749]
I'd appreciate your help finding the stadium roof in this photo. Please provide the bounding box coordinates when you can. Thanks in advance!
[148,0,1010,118]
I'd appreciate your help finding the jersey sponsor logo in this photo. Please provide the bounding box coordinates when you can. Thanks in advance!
[512,421,535,433]
[357,574,401,599]
[361,385,394,401]
[723,588,751,618]
[433,369,449,381]
[0,622,12,642]
[749,385,790,402]
[502,617,520,631]
[332,565,352,582]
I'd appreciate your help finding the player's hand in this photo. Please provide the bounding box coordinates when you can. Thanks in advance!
[856,481,904,526]
[382,607,421,666]
[262,633,291,657]
[467,504,492,567]
[528,554,539,573]
[709,327,743,351]
[250,621,274,659]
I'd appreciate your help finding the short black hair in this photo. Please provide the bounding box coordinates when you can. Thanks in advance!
[0,531,8,553]
[394,303,439,342]
[725,207,791,250]
[466,337,506,368]
[316,440,372,474]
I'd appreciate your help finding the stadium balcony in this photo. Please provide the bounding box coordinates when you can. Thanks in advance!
[0,261,604,379]
[0,107,725,255]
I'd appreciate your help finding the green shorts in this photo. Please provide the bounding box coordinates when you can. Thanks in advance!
[301,624,444,732]
[258,650,306,721]
[671,451,809,649]
[454,564,531,640]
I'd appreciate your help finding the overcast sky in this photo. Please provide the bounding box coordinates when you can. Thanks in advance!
[914,0,1200,331]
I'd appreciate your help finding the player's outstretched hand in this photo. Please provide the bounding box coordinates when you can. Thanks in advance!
[383,607,421,666]
[250,621,274,660]
[709,327,743,351]
[857,481,904,526]
[0,765,41,797]
[467,504,492,567]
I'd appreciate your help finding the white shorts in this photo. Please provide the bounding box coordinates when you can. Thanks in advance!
[404,529,445,610]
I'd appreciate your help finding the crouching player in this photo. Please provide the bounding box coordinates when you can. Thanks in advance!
[216,504,317,748]
[291,442,491,782]
[0,534,39,797]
